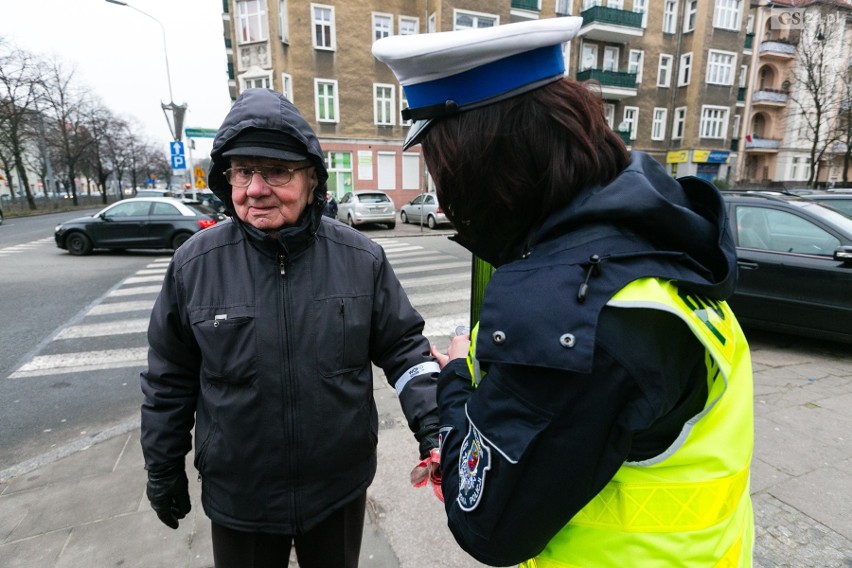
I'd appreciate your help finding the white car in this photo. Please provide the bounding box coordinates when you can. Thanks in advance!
[399,192,450,229]
[337,191,396,229]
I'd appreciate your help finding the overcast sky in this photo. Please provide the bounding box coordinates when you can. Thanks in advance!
[0,0,233,160]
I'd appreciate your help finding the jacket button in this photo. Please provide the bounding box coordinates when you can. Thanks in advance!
[559,333,576,348]
[492,330,506,345]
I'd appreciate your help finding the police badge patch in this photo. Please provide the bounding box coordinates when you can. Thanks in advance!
[458,425,491,511]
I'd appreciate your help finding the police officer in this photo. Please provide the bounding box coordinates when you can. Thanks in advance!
[374,18,755,567]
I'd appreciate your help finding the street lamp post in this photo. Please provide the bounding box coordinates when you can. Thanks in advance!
[105,0,187,142]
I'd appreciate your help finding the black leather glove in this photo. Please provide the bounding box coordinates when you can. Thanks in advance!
[414,414,440,459]
[146,462,191,530]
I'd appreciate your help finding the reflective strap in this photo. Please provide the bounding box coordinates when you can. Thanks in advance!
[394,361,441,395]
[570,466,749,533]
[465,324,483,387]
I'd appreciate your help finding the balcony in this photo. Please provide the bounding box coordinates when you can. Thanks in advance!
[752,88,789,106]
[616,129,632,146]
[744,137,781,152]
[759,40,796,60]
[578,6,644,42]
[576,68,638,100]
[511,0,540,11]
[744,33,754,50]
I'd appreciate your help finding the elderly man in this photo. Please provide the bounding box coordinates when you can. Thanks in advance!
[140,88,439,568]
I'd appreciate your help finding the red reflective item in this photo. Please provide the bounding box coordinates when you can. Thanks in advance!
[410,448,443,502]
[198,219,217,229]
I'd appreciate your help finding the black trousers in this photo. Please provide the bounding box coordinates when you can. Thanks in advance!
[211,492,367,568]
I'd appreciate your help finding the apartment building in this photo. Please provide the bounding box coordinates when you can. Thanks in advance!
[220,0,850,200]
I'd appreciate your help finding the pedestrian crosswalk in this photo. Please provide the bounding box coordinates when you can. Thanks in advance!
[0,237,53,256]
[8,239,471,380]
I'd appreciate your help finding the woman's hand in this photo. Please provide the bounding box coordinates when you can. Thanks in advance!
[431,333,471,370]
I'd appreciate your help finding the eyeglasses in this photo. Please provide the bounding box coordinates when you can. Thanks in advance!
[224,164,312,188]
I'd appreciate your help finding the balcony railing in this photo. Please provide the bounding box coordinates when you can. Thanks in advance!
[759,40,796,56]
[744,33,754,50]
[752,89,789,104]
[581,5,643,28]
[745,137,781,150]
[616,129,632,146]
[511,0,540,11]
[577,68,638,88]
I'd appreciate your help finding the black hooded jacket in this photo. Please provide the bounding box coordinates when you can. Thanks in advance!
[436,152,743,565]
[140,89,438,533]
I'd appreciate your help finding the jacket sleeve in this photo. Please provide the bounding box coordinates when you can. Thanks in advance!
[140,262,201,468]
[436,308,706,566]
[369,249,439,434]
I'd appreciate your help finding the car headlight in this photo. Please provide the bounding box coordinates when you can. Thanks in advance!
[55,224,63,232]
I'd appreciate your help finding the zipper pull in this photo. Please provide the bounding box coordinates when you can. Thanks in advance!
[278,253,287,276]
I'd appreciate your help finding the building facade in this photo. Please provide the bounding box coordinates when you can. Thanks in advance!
[220,0,852,205]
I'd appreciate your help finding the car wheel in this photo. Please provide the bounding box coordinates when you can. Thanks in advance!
[387,221,396,230]
[66,232,92,256]
[347,215,355,227]
[400,211,408,224]
[427,215,436,229]
[171,232,192,250]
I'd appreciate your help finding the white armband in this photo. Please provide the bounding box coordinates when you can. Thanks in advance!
[394,361,441,395]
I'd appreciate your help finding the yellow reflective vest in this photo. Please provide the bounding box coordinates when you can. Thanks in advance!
[473,277,754,567]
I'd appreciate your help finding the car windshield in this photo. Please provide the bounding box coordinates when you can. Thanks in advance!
[359,193,389,203]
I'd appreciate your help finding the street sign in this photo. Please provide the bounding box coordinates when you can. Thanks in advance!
[170,141,186,170]
[184,128,218,138]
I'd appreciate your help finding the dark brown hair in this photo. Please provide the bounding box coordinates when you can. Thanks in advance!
[421,79,629,247]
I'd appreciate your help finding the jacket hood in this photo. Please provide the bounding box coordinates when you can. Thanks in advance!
[532,151,738,298]
[208,88,329,221]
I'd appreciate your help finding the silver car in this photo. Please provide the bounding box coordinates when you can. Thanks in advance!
[337,191,396,229]
[399,192,450,229]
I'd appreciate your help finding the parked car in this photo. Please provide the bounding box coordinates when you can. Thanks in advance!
[787,189,852,218]
[337,190,396,229]
[399,192,451,229]
[182,199,228,222]
[722,191,852,343]
[134,189,174,198]
[55,197,220,256]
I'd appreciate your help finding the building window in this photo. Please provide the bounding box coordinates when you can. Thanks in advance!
[633,0,648,28]
[374,84,395,126]
[699,105,729,139]
[732,114,741,139]
[603,46,619,72]
[746,14,754,34]
[622,106,639,140]
[739,65,748,88]
[399,16,418,35]
[628,50,644,83]
[713,0,741,31]
[582,0,602,9]
[325,151,352,195]
[237,0,268,44]
[678,52,693,86]
[428,12,436,33]
[663,0,677,34]
[556,0,572,15]
[657,54,673,87]
[241,74,271,90]
[608,0,624,9]
[402,153,420,190]
[673,107,687,139]
[605,103,615,129]
[281,73,293,102]
[311,4,335,50]
[652,108,667,140]
[683,0,698,32]
[706,50,736,85]
[373,13,393,42]
[400,86,411,125]
[581,43,598,70]
[453,9,498,30]
[278,0,288,43]
[314,79,339,123]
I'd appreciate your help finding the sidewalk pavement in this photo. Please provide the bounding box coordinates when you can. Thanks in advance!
[2,296,851,566]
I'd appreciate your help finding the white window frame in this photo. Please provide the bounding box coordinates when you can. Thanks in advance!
[658,54,673,87]
[237,0,269,44]
[583,0,602,9]
[732,114,741,139]
[314,78,339,123]
[240,73,272,90]
[739,65,748,88]
[713,0,741,31]
[556,0,572,15]
[311,4,336,50]
[605,103,615,129]
[699,105,729,139]
[623,106,639,140]
[581,42,598,70]
[402,153,420,190]
[706,50,736,86]
[279,0,289,43]
[678,52,693,86]
[453,9,499,30]
[672,107,687,139]
[746,14,754,34]
[428,12,437,33]
[628,49,644,83]
[373,83,396,126]
[683,0,698,32]
[399,16,418,35]
[608,0,624,9]
[663,0,678,34]
[652,108,667,141]
[603,46,619,72]
[400,86,411,125]
[372,12,393,42]
[633,0,648,28]
[281,72,293,102]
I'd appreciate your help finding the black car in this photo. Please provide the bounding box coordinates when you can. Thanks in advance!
[55,197,220,256]
[722,191,852,343]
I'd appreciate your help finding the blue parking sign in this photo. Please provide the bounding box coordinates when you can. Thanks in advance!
[169,141,186,170]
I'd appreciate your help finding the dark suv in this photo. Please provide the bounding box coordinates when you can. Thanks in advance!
[722,191,852,343]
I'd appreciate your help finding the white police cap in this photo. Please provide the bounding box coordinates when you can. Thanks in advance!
[372,17,582,149]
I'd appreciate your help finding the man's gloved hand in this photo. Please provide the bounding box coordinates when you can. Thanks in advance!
[146,462,191,530]
[414,414,440,459]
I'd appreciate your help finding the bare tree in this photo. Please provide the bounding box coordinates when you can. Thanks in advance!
[787,4,846,187]
[84,101,121,204]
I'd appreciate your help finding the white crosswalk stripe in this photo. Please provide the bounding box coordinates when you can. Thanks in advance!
[8,237,473,381]
[0,237,54,256]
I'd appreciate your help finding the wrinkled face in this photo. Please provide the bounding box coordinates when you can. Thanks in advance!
[230,157,317,232]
